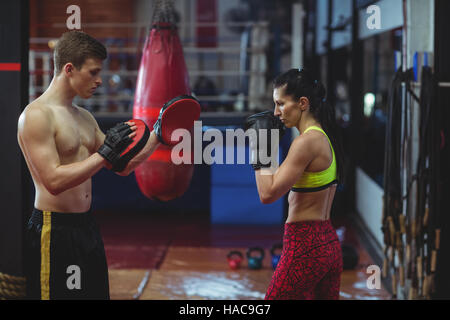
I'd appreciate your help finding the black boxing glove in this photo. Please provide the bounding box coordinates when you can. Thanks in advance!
[97,122,133,169]
[244,111,286,170]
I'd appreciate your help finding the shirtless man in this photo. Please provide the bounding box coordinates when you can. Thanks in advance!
[17,31,160,299]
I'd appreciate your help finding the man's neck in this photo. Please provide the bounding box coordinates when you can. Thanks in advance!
[40,75,76,107]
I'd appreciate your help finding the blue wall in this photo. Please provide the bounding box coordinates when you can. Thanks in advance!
[93,116,290,224]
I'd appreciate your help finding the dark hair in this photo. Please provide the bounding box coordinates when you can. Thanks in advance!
[54,31,107,75]
[273,68,345,183]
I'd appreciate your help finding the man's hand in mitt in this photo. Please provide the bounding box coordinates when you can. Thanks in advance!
[98,119,150,172]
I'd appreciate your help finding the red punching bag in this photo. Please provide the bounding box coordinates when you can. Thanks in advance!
[132,22,195,201]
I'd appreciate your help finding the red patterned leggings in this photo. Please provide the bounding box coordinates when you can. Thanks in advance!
[265,220,343,300]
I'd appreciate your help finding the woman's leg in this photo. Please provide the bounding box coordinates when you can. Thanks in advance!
[265,221,343,300]
[265,244,336,300]
[314,241,343,300]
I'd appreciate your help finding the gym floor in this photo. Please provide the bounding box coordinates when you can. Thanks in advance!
[96,211,391,300]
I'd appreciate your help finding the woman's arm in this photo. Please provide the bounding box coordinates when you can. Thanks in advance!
[255,135,315,204]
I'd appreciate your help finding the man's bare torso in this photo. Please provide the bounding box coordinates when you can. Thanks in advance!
[18,99,100,213]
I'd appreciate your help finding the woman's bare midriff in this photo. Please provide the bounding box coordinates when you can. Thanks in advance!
[286,185,337,223]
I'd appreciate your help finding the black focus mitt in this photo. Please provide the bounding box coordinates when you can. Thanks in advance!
[98,119,150,172]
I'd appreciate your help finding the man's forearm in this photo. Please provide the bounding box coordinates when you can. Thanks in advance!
[47,153,106,195]
[120,131,160,175]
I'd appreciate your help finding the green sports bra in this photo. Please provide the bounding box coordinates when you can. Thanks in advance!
[291,126,338,192]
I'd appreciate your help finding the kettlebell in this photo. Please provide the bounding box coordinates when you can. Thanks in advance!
[247,247,265,270]
[227,251,243,270]
[270,243,283,270]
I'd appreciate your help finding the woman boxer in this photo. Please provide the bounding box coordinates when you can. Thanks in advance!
[245,68,345,300]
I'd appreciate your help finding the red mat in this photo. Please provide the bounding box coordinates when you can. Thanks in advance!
[95,211,359,270]
[96,211,172,269]
[95,211,285,269]
[105,245,167,269]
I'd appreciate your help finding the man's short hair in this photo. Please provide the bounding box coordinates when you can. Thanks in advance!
[53,31,107,75]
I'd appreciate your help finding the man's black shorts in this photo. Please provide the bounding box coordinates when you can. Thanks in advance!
[24,208,110,299]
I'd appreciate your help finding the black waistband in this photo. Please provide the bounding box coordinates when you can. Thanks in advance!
[30,208,94,227]
[291,180,338,193]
